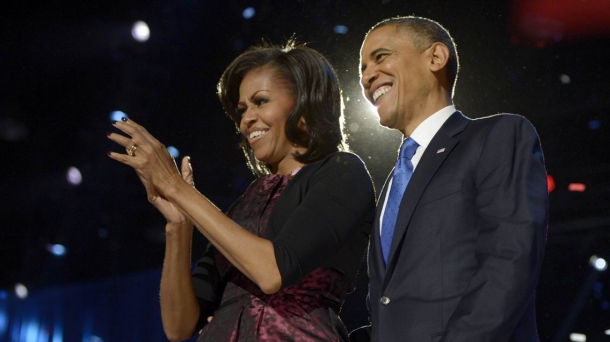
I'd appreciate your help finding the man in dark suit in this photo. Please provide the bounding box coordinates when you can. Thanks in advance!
[352,16,548,341]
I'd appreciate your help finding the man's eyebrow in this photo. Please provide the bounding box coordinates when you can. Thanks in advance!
[361,47,392,72]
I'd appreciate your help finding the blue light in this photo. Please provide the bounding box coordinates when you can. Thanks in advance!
[167,146,179,158]
[242,7,256,19]
[24,320,40,342]
[0,307,7,335]
[0,290,7,300]
[47,244,67,257]
[334,25,349,34]
[588,119,601,130]
[110,111,127,122]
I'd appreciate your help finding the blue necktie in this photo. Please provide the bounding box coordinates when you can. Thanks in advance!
[381,137,419,265]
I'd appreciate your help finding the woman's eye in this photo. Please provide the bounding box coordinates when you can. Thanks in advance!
[236,107,246,116]
[254,98,268,106]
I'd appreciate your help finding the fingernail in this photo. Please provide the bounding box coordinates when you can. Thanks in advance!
[106,132,112,137]
[107,151,112,156]
[121,117,128,122]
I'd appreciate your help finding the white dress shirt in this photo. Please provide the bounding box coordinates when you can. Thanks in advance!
[379,105,456,234]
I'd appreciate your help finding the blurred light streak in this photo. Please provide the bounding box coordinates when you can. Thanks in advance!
[546,175,555,193]
[334,25,349,34]
[46,244,67,257]
[568,183,586,192]
[0,305,7,336]
[569,333,586,342]
[511,0,610,45]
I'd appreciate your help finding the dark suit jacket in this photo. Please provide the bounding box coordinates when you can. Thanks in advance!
[367,112,548,342]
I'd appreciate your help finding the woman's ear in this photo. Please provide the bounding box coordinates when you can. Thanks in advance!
[298,117,307,131]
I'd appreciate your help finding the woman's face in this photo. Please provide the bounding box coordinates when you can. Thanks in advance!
[237,67,304,174]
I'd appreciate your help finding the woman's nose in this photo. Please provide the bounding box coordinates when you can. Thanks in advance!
[241,106,257,127]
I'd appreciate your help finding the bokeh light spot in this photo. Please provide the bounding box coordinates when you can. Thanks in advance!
[131,21,150,42]
[587,119,601,130]
[167,146,179,158]
[334,25,348,34]
[242,7,256,19]
[67,166,82,185]
[110,111,127,122]
[15,283,28,299]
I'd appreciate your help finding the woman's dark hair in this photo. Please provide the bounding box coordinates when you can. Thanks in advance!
[217,40,347,176]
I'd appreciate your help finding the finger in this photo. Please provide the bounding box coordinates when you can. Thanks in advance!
[112,121,143,144]
[207,316,213,323]
[107,132,134,148]
[107,150,138,166]
[181,156,194,186]
[119,118,159,146]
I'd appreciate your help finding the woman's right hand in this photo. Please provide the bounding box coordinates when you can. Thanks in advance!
[146,156,194,227]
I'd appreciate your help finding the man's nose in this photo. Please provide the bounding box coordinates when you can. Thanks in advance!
[361,68,378,88]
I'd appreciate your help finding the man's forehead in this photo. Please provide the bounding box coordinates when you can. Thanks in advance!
[362,26,398,50]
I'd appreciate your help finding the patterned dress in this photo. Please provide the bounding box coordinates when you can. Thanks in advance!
[196,172,351,342]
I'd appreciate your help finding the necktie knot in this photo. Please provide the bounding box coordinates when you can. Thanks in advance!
[399,137,419,161]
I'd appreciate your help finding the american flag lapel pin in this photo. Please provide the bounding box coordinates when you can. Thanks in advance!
[436,148,446,154]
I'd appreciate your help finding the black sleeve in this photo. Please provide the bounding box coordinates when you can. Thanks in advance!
[190,242,225,335]
[272,153,376,288]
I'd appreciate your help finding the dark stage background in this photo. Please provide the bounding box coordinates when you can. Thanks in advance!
[1,0,609,341]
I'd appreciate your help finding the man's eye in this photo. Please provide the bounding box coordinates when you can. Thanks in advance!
[376,53,388,62]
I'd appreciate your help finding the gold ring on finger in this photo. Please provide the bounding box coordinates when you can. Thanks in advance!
[127,144,138,157]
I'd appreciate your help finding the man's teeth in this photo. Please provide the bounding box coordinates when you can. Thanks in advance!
[249,130,268,140]
[373,86,392,102]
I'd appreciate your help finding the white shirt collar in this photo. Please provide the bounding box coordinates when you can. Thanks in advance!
[409,105,456,150]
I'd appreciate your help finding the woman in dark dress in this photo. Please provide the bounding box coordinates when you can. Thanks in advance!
[107,41,375,341]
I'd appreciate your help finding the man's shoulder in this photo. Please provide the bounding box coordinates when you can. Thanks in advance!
[468,113,538,134]
[472,113,531,125]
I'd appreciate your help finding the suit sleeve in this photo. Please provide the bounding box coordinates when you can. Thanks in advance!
[440,115,548,341]
[272,153,376,288]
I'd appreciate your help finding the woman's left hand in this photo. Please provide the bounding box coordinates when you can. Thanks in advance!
[107,118,184,200]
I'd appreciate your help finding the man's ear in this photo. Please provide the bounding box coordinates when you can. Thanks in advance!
[428,42,450,72]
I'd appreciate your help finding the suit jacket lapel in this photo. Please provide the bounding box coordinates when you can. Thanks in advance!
[383,112,470,286]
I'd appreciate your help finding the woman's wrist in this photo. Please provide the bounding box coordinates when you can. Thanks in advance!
[165,221,192,236]
[158,172,189,201]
